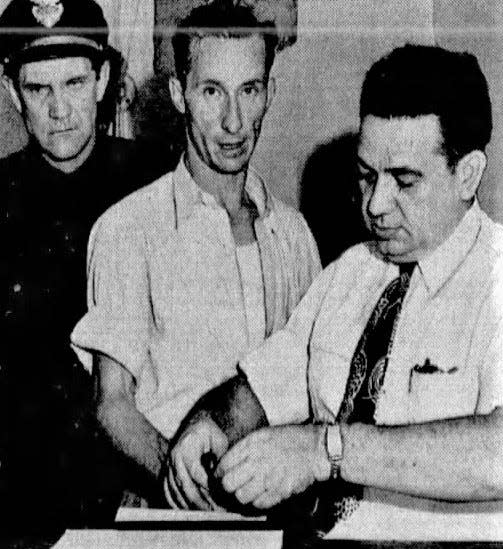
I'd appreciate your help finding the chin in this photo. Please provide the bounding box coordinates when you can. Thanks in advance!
[214,159,249,175]
[46,142,86,162]
[376,242,411,263]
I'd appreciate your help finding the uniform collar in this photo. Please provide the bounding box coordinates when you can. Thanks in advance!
[417,201,483,296]
[172,157,272,228]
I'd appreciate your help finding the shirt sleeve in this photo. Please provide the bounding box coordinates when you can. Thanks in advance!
[240,263,336,426]
[477,315,503,415]
[71,209,152,380]
[294,213,322,298]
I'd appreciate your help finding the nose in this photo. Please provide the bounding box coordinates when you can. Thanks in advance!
[367,174,396,218]
[222,96,243,134]
[48,89,71,120]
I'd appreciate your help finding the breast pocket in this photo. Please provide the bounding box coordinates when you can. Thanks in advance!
[408,364,478,422]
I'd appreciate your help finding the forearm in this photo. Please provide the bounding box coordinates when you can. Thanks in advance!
[96,396,169,480]
[93,353,170,502]
[180,374,268,446]
[340,408,503,501]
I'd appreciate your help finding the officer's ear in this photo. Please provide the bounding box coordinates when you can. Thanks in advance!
[454,150,487,201]
[169,76,186,115]
[2,74,22,113]
[96,60,110,103]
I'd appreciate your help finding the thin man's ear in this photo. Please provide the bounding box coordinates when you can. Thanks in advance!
[455,150,487,201]
[265,76,275,112]
[2,75,22,113]
[169,76,185,114]
[96,60,110,102]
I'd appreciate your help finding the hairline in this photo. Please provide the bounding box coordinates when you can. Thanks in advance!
[178,31,271,88]
[358,113,460,173]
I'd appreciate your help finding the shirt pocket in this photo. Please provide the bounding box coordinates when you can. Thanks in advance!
[408,364,478,422]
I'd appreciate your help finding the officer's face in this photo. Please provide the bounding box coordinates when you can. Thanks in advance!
[357,114,470,263]
[13,56,108,173]
[170,35,274,175]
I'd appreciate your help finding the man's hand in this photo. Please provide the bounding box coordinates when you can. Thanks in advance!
[215,424,330,509]
[166,416,229,510]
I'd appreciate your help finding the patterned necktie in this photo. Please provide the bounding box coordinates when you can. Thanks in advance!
[313,264,415,533]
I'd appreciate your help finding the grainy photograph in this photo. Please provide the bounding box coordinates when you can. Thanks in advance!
[1,1,503,548]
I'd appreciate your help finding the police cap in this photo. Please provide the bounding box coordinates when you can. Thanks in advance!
[0,0,109,73]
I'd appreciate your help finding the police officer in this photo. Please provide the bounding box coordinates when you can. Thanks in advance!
[0,0,173,533]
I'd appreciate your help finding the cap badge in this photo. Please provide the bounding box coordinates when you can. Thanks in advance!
[31,0,64,28]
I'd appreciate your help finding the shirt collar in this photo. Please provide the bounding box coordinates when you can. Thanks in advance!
[417,201,483,296]
[172,157,272,227]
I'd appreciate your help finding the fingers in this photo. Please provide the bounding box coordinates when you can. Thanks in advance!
[167,419,230,510]
[216,437,253,477]
[172,453,212,510]
[220,456,254,493]
[252,490,282,509]
[234,474,264,504]
[166,461,191,509]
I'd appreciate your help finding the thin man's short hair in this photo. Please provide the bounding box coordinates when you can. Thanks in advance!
[172,2,278,88]
[360,44,492,169]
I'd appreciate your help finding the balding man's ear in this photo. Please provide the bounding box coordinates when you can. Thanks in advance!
[265,76,275,111]
[96,60,110,102]
[455,150,487,201]
[2,75,22,113]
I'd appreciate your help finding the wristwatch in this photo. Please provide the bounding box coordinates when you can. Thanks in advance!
[324,424,343,479]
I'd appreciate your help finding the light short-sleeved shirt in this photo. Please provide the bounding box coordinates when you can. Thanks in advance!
[236,242,266,350]
[242,201,503,428]
[71,160,320,439]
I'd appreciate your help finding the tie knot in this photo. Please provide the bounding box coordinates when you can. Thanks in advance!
[399,262,416,277]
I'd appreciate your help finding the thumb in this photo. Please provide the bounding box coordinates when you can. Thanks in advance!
[210,427,229,459]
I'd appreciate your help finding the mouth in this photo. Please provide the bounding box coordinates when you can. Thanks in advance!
[219,140,246,157]
[50,127,77,136]
[372,225,401,239]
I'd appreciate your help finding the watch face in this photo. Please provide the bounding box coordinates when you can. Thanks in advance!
[327,424,342,459]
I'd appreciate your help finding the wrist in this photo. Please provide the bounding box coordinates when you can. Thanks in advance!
[324,423,343,480]
[314,424,331,481]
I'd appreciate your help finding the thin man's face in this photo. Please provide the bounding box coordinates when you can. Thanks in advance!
[17,56,103,172]
[181,35,272,175]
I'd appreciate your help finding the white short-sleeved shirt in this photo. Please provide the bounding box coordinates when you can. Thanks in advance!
[242,202,503,428]
[71,160,320,439]
[236,242,266,350]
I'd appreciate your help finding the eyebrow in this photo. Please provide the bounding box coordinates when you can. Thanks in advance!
[198,78,221,87]
[21,71,90,87]
[241,78,266,85]
[357,156,423,177]
[197,77,266,87]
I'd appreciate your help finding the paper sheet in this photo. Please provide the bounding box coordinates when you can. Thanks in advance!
[115,506,267,522]
[53,529,282,549]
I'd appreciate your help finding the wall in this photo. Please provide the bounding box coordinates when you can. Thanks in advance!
[251,0,503,223]
[1,0,503,223]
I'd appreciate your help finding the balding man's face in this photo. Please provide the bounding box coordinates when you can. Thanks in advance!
[357,114,468,263]
[14,56,108,172]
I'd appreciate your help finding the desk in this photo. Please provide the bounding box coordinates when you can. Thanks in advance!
[49,500,503,549]
[53,510,282,549]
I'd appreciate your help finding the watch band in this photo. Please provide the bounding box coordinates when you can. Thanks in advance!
[324,423,343,479]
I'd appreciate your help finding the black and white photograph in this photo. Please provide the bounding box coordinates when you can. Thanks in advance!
[1,1,503,547]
